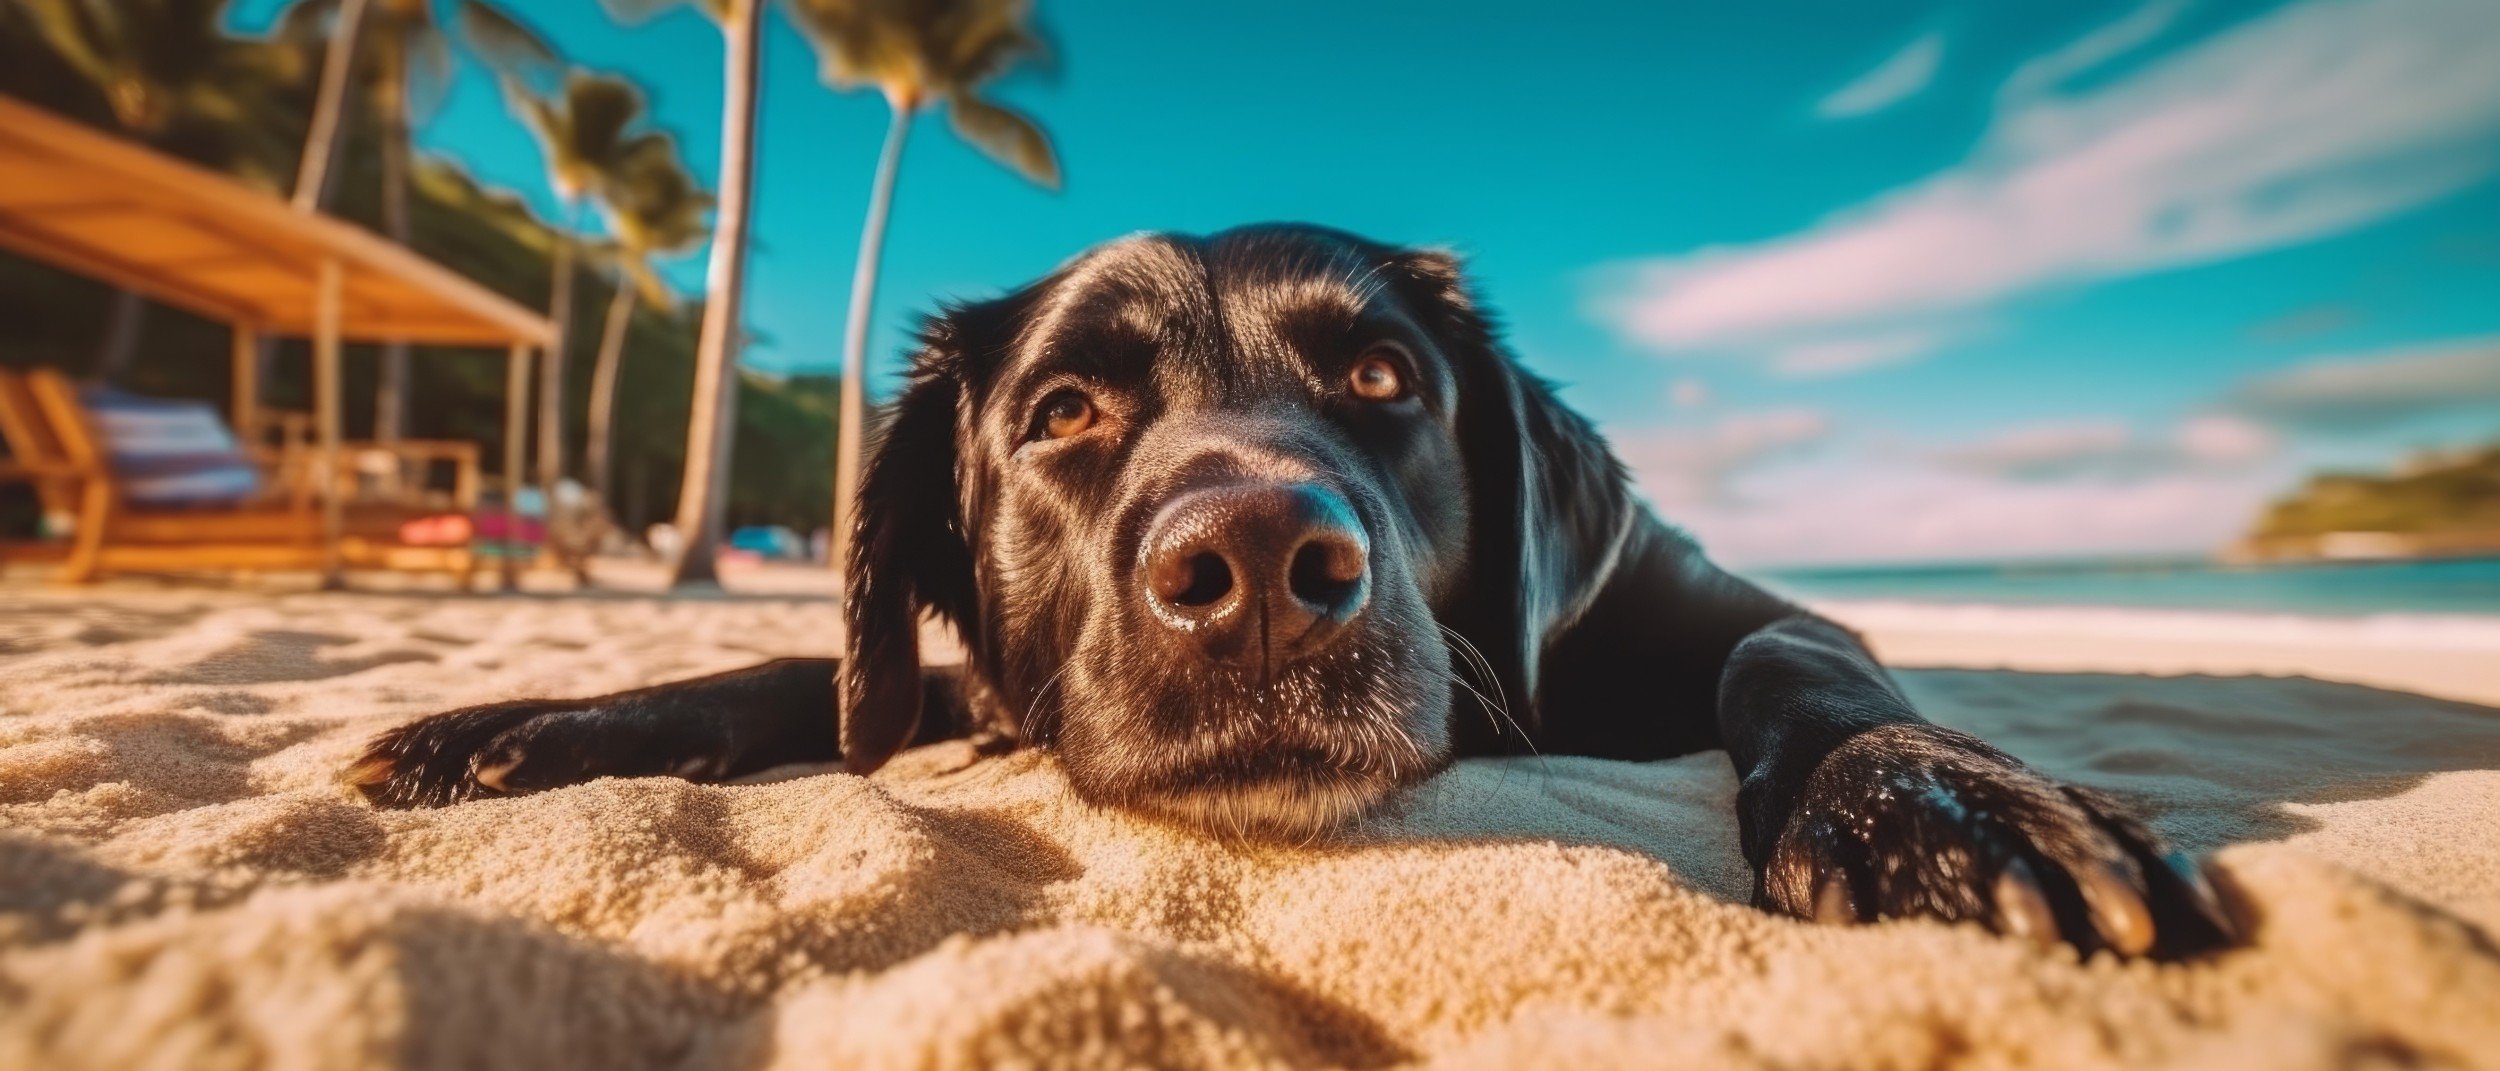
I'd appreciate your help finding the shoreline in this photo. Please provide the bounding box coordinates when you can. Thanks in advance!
[1818,598,2500,706]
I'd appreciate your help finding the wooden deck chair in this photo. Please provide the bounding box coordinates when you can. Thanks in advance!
[0,368,82,564]
[0,367,483,584]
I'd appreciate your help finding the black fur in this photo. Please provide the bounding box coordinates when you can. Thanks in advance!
[350,225,2237,958]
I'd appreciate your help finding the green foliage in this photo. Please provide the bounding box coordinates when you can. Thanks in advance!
[0,12,838,536]
[603,134,712,306]
[2252,445,2500,538]
[276,0,550,124]
[3,0,300,174]
[504,71,659,206]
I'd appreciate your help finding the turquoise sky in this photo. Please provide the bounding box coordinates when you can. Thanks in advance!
[231,0,2500,566]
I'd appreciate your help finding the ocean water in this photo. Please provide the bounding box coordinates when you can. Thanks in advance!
[1754,557,2500,618]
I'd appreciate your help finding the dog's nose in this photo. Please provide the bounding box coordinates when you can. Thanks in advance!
[1140,482,1371,670]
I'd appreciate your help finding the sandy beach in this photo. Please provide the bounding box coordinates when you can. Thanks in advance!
[3,571,2497,1069]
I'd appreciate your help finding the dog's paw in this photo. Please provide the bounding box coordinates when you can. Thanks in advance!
[1754,723,2238,959]
[344,699,739,809]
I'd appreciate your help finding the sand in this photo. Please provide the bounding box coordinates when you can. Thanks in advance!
[2,577,2498,1070]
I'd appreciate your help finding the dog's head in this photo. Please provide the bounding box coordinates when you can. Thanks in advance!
[840,225,1631,838]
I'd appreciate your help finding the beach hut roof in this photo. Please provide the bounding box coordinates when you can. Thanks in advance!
[0,96,552,348]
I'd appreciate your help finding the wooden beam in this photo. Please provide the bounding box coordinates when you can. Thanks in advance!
[315,258,346,590]
[501,342,532,591]
[0,98,552,345]
[0,216,255,326]
[0,99,553,347]
[256,318,538,346]
[231,321,260,446]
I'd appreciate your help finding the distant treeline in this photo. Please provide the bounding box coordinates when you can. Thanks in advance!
[0,22,835,539]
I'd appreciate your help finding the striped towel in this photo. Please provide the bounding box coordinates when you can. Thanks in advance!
[79,387,263,507]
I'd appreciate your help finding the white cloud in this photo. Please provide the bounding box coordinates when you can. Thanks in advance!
[1612,409,1833,507]
[1669,377,1711,408]
[2225,335,2500,431]
[1655,462,2286,567]
[1817,32,1947,119]
[1933,414,2277,481]
[1600,0,2500,372]
[1621,332,2500,564]
[1999,0,2187,101]
[2174,413,2280,465]
[1931,421,2135,478]
[1616,405,2289,565]
[1767,328,1956,378]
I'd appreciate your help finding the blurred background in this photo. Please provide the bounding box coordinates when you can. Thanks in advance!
[2,0,2496,612]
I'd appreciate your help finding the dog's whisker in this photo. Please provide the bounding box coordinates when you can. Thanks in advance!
[1023,661,1075,739]
[1444,627,1512,728]
[1438,624,1532,758]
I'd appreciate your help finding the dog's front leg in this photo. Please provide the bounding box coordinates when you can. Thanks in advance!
[1716,614,2238,958]
[347,660,972,808]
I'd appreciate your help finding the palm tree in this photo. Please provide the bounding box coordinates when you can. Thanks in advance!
[497,69,653,498]
[584,136,710,511]
[278,0,554,443]
[784,0,1060,575]
[601,0,762,587]
[284,0,368,212]
[6,0,294,381]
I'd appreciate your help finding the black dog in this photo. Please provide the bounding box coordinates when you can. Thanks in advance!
[349,224,2236,958]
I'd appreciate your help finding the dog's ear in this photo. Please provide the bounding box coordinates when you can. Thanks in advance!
[839,317,983,775]
[1391,248,1635,734]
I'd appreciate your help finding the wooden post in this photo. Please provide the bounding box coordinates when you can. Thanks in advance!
[501,342,532,591]
[315,259,346,590]
[230,321,260,447]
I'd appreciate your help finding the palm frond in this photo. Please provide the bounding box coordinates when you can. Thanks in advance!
[929,0,1041,91]
[600,0,732,25]
[566,72,650,171]
[782,0,925,95]
[779,0,1057,189]
[947,93,1057,188]
[11,0,128,95]
[272,0,345,44]
[455,0,560,92]
[400,20,456,119]
[13,0,296,143]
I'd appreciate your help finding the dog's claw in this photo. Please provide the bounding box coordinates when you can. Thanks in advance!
[2163,851,2238,939]
[2077,860,2156,956]
[470,756,517,793]
[1992,858,2061,950]
[339,754,397,789]
[1813,873,1859,925]
[1760,724,2240,961]
[345,700,579,808]
[347,696,764,809]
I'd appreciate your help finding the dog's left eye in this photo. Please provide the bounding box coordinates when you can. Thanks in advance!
[1034,390,1098,440]
[1349,346,1408,401]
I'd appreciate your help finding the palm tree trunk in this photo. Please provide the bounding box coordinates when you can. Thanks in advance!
[245,0,367,431]
[667,0,762,588]
[585,273,636,508]
[828,99,916,577]
[538,198,582,497]
[292,0,371,213]
[373,75,415,445]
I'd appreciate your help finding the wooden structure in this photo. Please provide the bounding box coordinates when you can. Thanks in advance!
[0,96,553,586]
[0,368,483,580]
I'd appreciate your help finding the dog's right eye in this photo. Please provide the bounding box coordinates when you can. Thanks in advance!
[1348,344,1411,402]
[1034,390,1098,440]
